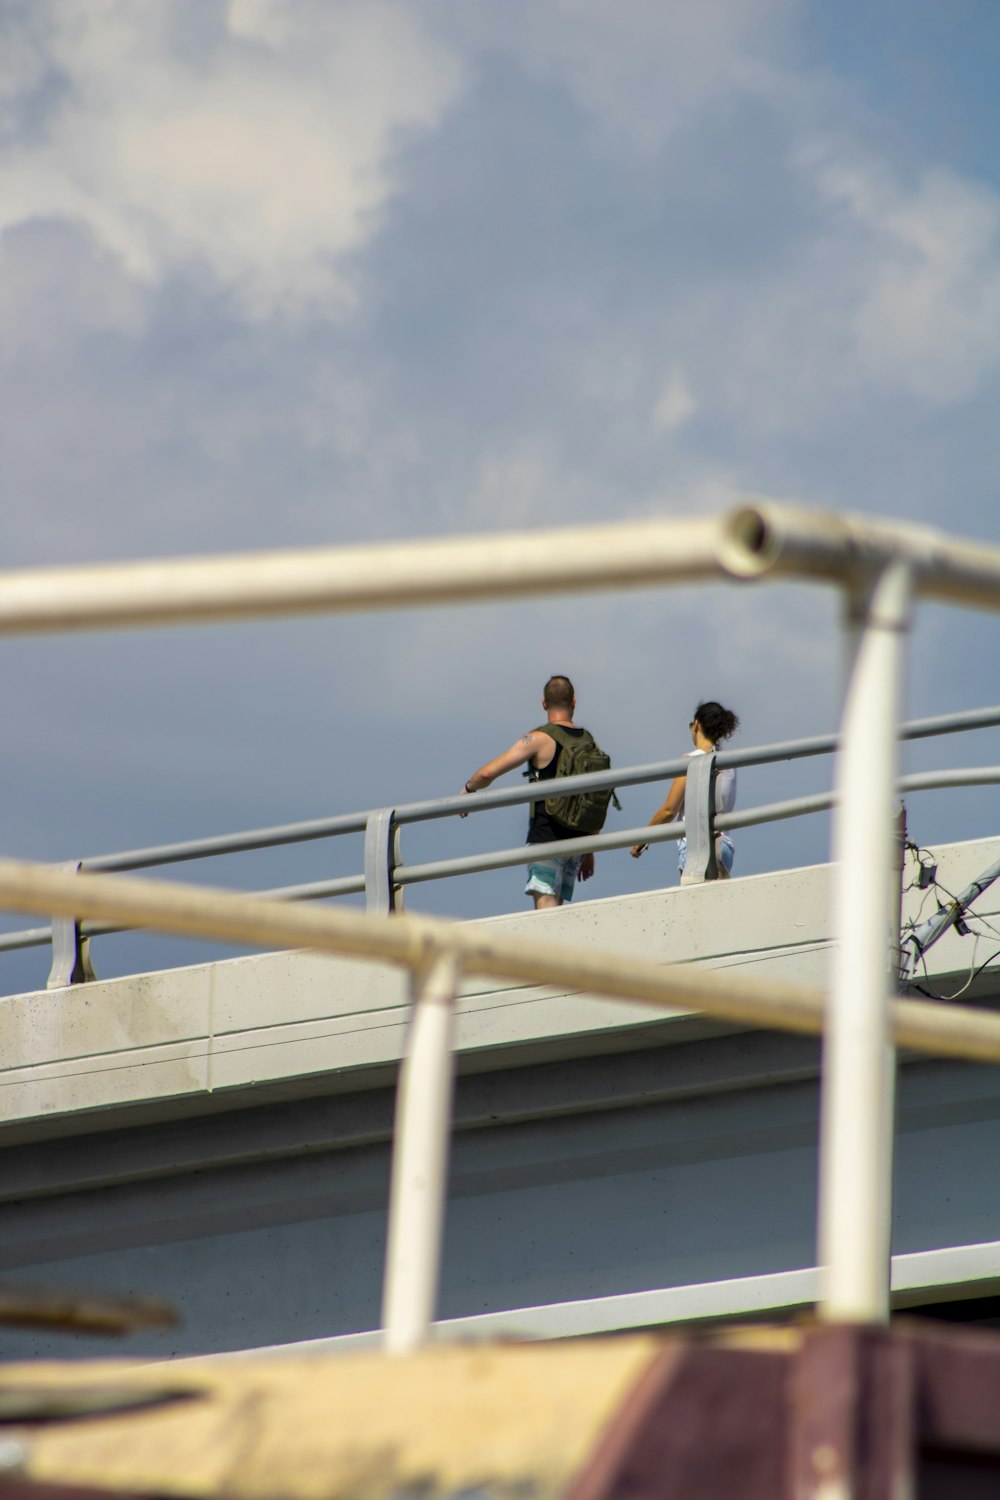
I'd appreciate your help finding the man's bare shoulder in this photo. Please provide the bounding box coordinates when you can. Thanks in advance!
[497,729,549,769]
[527,727,557,766]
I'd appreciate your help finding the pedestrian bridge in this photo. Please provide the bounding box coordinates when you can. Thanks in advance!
[2,827,1000,1362]
[2,502,1000,1364]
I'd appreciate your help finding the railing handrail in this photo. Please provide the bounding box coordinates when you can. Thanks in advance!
[4,503,1000,639]
[5,720,1000,954]
[383,767,1000,890]
[81,810,371,873]
[68,702,1000,871]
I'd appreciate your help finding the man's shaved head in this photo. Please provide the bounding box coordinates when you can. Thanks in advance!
[543,675,575,710]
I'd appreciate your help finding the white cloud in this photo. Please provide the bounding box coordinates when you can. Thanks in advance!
[0,221,146,353]
[653,368,698,432]
[227,0,289,49]
[454,0,796,151]
[649,140,1000,443]
[463,445,571,532]
[0,6,49,132]
[0,0,465,320]
[818,159,1000,402]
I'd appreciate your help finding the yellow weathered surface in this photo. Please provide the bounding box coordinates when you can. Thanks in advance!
[0,1338,662,1500]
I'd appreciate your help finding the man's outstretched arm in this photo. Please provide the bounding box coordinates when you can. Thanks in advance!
[460,731,549,815]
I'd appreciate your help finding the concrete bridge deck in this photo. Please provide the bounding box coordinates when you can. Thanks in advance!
[1,836,999,1361]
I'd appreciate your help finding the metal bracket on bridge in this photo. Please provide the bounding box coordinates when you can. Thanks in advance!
[365,809,404,914]
[47,862,96,988]
[683,752,719,883]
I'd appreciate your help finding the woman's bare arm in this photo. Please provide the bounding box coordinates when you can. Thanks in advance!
[630,772,686,856]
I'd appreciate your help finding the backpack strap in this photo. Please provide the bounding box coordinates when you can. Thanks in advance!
[532,723,593,747]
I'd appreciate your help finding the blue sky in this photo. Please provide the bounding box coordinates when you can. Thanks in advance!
[1,0,999,992]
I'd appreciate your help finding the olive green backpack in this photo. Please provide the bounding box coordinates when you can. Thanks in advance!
[532,725,620,834]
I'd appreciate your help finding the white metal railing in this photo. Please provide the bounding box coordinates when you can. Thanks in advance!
[0,517,721,633]
[1,501,1000,1350]
[3,705,998,988]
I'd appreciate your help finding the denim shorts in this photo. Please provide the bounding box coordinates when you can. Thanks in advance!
[677,835,734,877]
[525,853,582,904]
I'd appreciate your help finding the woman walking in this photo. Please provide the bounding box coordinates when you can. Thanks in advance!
[630,701,740,882]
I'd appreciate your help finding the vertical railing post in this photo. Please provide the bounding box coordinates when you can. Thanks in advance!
[47,862,96,988]
[364,809,403,913]
[818,562,912,1324]
[892,804,908,984]
[682,751,718,882]
[382,950,460,1354]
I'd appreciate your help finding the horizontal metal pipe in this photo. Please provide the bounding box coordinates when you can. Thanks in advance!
[2,502,998,637]
[713,704,1000,772]
[0,518,721,637]
[898,767,1000,793]
[715,765,1000,833]
[22,876,369,949]
[716,793,835,831]
[86,873,368,923]
[0,925,53,953]
[255,875,368,902]
[83,812,370,873]
[0,880,368,953]
[0,856,998,1066]
[720,500,1000,611]
[398,822,687,887]
[899,705,1000,741]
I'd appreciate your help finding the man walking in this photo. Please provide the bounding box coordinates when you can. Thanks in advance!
[460,674,597,909]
